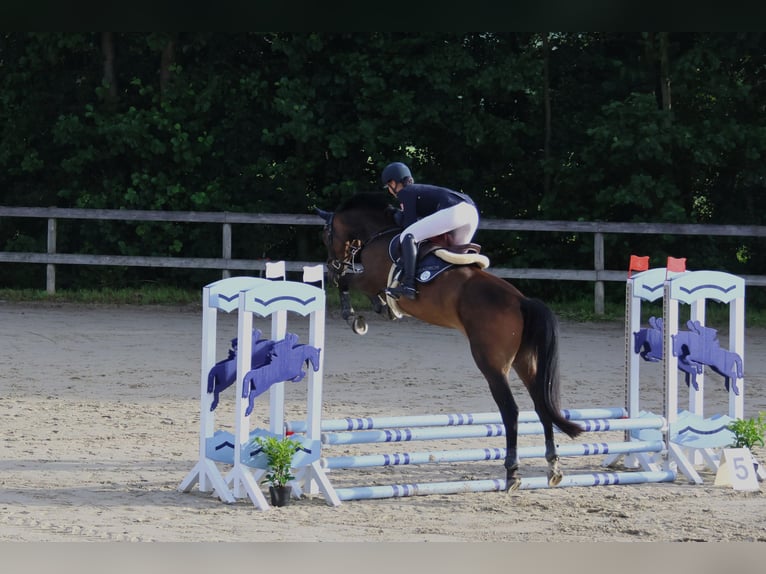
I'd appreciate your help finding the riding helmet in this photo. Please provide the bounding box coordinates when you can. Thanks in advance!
[381,162,412,188]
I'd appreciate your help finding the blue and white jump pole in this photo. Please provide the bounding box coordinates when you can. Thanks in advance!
[309,409,672,500]
[287,407,670,493]
[322,439,665,470]
[320,416,665,446]
[333,470,677,501]
[285,406,628,433]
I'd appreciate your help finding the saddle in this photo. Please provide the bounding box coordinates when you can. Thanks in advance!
[387,233,490,285]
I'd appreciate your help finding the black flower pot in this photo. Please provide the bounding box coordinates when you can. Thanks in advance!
[269,485,292,507]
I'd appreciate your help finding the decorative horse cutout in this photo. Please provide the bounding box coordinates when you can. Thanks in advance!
[242,332,321,416]
[207,329,275,411]
[317,192,584,490]
[668,329,705,390]
[672,320,743,395]
[634,317,703,390]
[633,316,664,362]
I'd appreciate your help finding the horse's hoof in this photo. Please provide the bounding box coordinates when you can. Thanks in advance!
[547,470,563,487]
[505,477,522,492]
[351,316,368,335]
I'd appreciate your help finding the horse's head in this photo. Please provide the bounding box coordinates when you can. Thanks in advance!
[316,207,348,287]
[316,193,398,287]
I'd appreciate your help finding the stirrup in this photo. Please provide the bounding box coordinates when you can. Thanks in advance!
[385,284,417,301]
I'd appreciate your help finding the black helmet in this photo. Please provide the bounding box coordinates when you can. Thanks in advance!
[381,162,412,188]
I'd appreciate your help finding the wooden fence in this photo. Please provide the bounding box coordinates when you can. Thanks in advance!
[2,205,766,314]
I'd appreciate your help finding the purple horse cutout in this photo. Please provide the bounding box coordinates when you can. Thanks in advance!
[633,316,664,362]
[634,317,703,389]
[242,332,321,416]
[207,329,275,411]
[670,329,706,390]
[672,320,743,395]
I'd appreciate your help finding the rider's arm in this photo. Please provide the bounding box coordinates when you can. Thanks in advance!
[398,187,419,227]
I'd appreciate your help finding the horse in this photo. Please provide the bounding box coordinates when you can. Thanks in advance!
[674,320,744,395]
[207,329,275,411]
[634,316,664,362]
[635,316,704,390]
[242,333,322,416]
[316,192,584,490]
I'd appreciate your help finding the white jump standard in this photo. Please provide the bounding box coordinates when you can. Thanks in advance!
[178,273,340,509]
[609,257,763,484]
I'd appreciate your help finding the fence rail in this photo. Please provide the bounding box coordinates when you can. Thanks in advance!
[2,206,765,314]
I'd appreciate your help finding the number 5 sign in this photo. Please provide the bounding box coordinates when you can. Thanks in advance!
[714,448,760,491]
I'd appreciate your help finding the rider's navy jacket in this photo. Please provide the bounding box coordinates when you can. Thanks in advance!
[396,184,475,228]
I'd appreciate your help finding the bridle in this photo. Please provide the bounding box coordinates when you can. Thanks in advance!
[323,213,399,281]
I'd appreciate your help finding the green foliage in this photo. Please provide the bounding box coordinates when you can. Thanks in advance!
[253,434,303,487]
[727,413,766,450]
[3,33,766,292]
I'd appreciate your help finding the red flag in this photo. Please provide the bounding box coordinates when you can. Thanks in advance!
[628,255,650,278]
[666,256,687,275]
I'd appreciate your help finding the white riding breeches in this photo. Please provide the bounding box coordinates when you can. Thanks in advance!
[402,202,479,246]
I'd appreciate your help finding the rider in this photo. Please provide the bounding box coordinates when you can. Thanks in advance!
[380,161,479,301]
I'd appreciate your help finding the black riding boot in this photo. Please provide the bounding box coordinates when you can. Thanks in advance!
[386,233,418,300]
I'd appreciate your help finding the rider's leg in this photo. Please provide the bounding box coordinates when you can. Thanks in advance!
[386,233,418,300]
[405,203,479,245]
[449,203,480,245]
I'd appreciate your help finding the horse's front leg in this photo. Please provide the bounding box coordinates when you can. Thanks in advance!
[339,288,368,335]
[339,288,354,322]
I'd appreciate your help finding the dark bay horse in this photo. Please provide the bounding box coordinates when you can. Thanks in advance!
[317,192,583,490]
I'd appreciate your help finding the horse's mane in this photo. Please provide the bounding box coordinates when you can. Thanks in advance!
[336,192,392,214]
[334,192,397,237]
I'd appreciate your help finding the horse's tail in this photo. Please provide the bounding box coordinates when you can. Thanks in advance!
[520,297,583,439]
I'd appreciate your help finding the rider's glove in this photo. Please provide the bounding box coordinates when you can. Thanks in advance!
[385,205,404,226]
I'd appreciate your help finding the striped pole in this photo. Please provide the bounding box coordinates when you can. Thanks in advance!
[322,439,664,470]
[321,416,665,446]
[286,407,628,433]
[333,470,676,501]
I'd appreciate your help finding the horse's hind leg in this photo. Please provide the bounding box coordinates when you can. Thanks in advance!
[481,370,521,491]
[514,363,563,487]
[539,410,564,487]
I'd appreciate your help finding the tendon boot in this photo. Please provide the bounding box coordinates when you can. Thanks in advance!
[386,233,418,300]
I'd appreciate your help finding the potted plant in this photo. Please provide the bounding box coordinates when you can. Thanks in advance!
[252,434,303,507]
[727,412,766,479]
[728,412,766,449]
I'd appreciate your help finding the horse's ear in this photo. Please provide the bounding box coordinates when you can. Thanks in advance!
[316,208,333,223]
